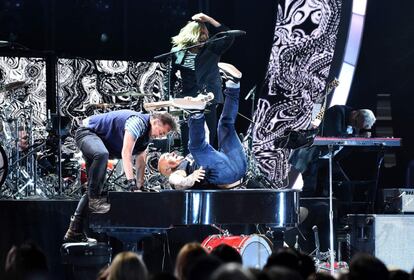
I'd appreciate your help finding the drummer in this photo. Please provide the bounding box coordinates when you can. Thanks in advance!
[157,66,246,190]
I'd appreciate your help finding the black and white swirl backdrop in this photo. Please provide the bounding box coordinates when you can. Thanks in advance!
[252,0,342,188]
[0,57,47,141]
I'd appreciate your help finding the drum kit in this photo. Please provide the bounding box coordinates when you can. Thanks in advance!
[0,82,228,197]
[0,81,142,199]
[0,80,53,198]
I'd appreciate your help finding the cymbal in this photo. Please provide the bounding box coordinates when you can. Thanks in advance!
[89,103,120,109]
[0,81,27,93]
[110,91,153,97]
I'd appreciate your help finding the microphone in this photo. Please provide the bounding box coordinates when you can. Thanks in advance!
[312,225,321,260]
[294,235,300,251]
[245,85,256,101]
[216,30,246,37]
[0,40,11,47]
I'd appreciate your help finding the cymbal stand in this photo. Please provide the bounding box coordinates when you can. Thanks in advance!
[13,108,39,197]
[27,106,38,195]
[9,140,48,198]
[104,160,127,191]
[238,86,277,189]
[327,144,335,275]
[14,116,21,195]
[3,103,51,198]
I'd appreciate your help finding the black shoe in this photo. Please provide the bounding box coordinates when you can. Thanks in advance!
[63,215,97,243]
[89,198,111,214]
[218,62,242,84]
[63,231,97,243]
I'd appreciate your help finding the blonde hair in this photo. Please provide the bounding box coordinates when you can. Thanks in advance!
[172,21,205,49]
[108,251,148,280]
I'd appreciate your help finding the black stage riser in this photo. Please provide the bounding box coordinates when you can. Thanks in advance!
[0,199,78,279]
[0,200,258,279]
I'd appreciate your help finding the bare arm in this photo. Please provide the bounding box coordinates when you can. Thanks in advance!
[135,150,147,188]
[121,130,137,181]
[192,13,221,27]
[168,167,205,190]
[192,13,233,54]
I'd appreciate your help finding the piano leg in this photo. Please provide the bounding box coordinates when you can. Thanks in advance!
[372,150,385,213]
[106,231,166,254]
[107,232,145,253]
[265,227,286,250]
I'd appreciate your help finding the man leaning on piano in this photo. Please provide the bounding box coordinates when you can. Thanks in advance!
[289,105,376,197]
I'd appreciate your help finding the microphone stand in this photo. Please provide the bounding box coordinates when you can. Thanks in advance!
[239,85,277,189]
[153,35,231,61]
[312,225,321,265]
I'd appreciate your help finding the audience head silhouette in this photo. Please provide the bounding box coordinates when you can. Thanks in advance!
[174,242,207,280]
[211,263,255,280]
[210,244,242,264]
[348,253,389,280]
[107,251,148,280]
[5,242,48,280]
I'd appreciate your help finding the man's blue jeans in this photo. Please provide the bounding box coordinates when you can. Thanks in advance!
[188,87,247,185]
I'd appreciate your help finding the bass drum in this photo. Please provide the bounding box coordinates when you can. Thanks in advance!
[201,234,273,269]
[0,145,8,188]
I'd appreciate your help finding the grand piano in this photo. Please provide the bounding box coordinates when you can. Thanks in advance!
[90,189,300,250]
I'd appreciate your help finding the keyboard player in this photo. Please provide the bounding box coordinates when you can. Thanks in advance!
[289,105,376,197]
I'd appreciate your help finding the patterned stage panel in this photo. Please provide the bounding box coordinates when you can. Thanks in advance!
[251,0,342,187]
[0,56,48,197]
[0,56,47,140]
[58,59,167,123]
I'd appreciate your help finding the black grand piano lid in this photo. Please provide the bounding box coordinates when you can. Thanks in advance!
[90,189,300,230]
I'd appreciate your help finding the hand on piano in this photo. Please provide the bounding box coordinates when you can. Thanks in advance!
[191,167,205,183]
[358,131,372,138]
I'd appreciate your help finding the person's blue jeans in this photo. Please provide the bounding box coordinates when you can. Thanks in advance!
[188,87,247,185]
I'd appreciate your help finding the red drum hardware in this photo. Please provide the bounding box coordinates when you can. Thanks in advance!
[202,234,273,268]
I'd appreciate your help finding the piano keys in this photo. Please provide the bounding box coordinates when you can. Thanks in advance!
[312,137,402,147]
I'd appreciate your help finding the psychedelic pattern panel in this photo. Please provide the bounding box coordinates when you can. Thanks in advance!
[252,0,342,188]
[0,56,47,142]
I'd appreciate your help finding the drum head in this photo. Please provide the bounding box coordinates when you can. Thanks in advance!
[202,234,273,269]
[0,145,8,188]
[240,234,273,269]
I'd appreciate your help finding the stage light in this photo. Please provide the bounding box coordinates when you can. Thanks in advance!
[330,0,368,107]
[100,33,109,43]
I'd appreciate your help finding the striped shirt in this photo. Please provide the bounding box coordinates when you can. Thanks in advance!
[125,116,148,139]
[182,51,197,70]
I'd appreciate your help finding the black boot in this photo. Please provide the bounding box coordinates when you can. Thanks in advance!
[89,197,111,214]
[63,215,97,243]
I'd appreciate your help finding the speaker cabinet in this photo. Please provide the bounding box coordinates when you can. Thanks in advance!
[347,214,414,271]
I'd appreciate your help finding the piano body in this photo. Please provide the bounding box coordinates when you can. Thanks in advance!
[90,189,300,250]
